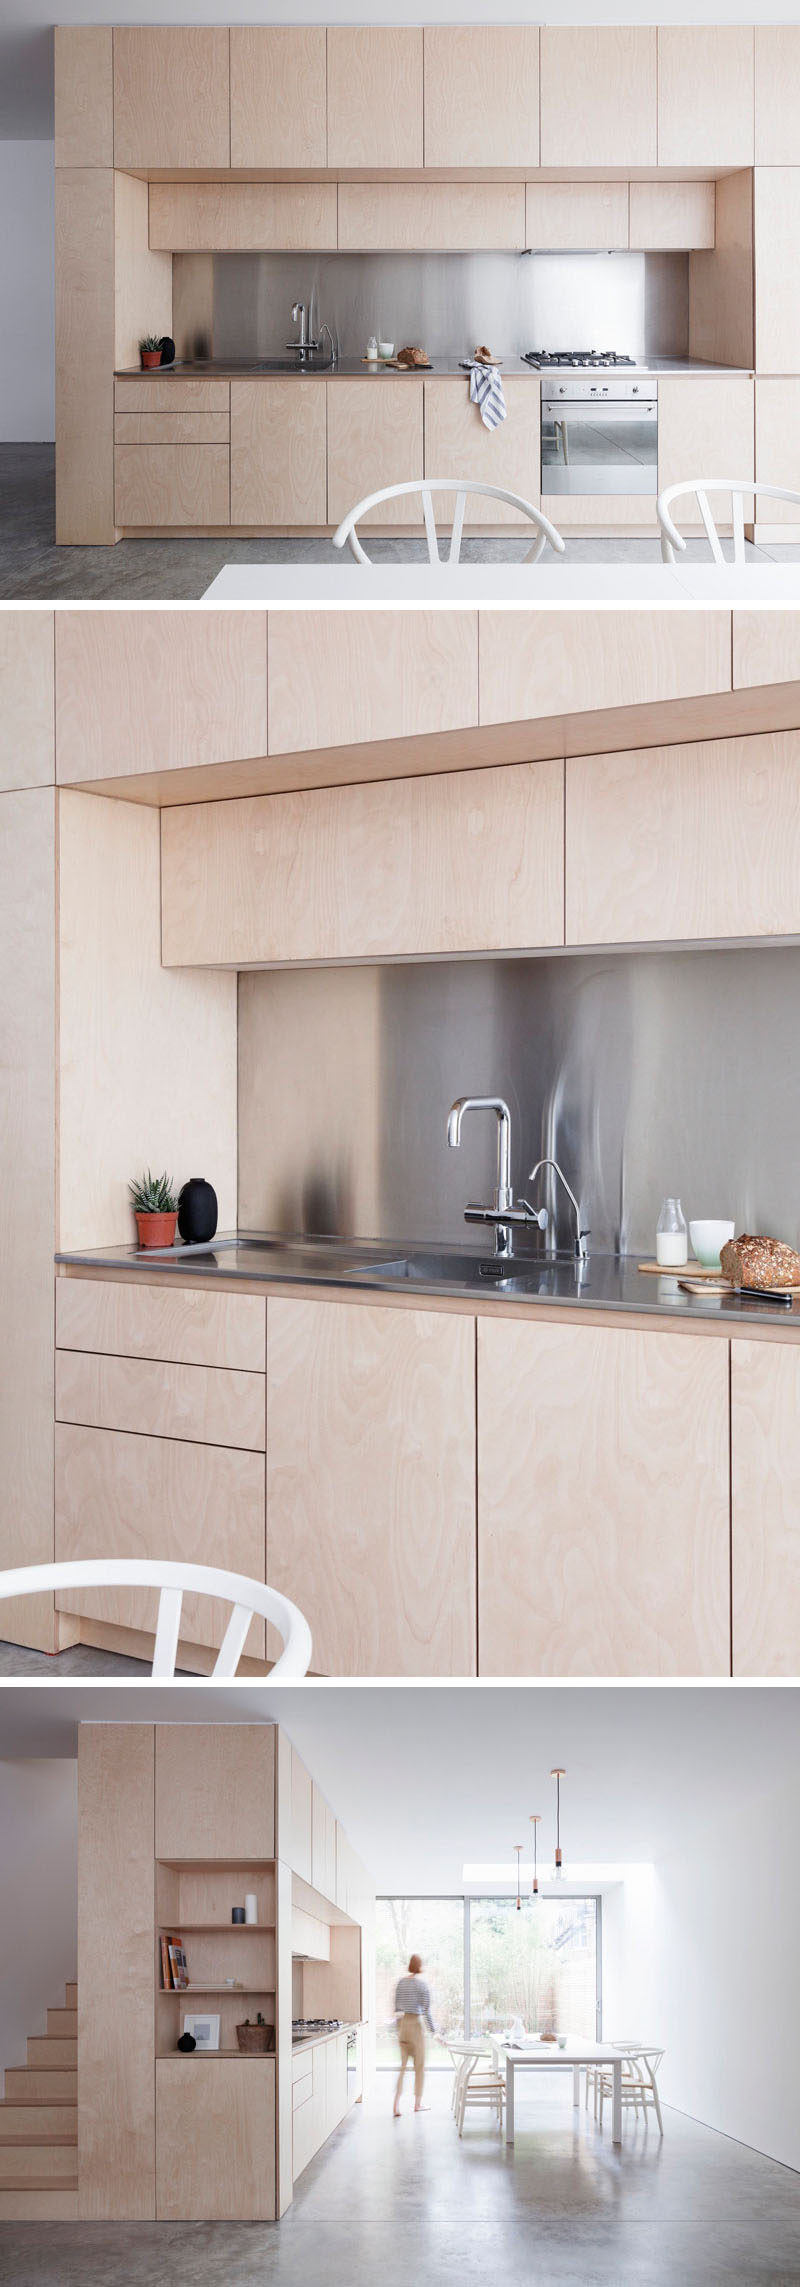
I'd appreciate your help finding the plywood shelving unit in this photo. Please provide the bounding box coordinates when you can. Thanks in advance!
[156,1860,276,2059]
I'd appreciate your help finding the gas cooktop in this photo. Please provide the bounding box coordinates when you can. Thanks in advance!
[292,2018,344,2041]
[522,350,636,370]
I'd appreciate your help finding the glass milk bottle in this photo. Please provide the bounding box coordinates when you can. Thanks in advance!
[656,1197,688,1267]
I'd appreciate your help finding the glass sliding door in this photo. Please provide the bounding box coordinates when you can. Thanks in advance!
[375,1897,465,2066]
[468,1897,598,2040]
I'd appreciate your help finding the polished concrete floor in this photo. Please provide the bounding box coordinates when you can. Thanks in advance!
[1,2074,798,2284]
[0,1636,150,1676]
[4,444,797,600]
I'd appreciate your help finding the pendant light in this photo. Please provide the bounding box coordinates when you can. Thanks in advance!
[514,1843,523,1910]
[529,1813,541,1898]
[551,1768,566,1877]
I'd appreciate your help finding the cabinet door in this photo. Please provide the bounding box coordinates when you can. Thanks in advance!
[629,183,715,252]
[325,2037,347,2136]
[266,1300,476,1677]
[337,183,524,254]
[267,609,477,759]
[230,382,326,527]
[732,1341,800,1676]
[155,1726,275,1860]
[754,171,800,376]
[755,29,800,164]
[55,25,112,167]
[657,378,754,519]
[423,29,539,168]
[230,28,326,168]
[565,730,800,946]
[478,608,729,728]
[156,2058,276,2220]
[149,182,336,253]
[540,30,656,167]
[525,183,628,252]
[55,609,267,789]
[279,1744,312,1882]
[327,379,423,529]
[477,1320,730,1675]
[424,377,540,524]
[0,612,54,793]
[78,1727,155,2218]
[755,381,800,530]
[312,1788,337,1904]
[658,29,754,167]
[115,445,230,530]
[327,29,423,168]
[113,29,230,169]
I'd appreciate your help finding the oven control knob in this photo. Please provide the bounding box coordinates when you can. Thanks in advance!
[632,385,639,394]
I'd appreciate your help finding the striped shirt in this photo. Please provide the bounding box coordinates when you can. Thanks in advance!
[395,1973,434,2031]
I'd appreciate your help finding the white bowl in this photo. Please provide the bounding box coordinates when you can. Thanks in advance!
[378,340,394,358]
[689,1218,735,1268]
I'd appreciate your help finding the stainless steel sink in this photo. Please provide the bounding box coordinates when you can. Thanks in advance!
[344,1250,556,1293]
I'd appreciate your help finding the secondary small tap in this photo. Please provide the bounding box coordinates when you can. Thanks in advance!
[527,1157,590,1262]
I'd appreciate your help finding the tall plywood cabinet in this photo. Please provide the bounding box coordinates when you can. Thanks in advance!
[78,1727,156,2218]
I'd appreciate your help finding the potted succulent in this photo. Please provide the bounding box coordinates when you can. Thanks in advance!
[139,333,163,370]
[129,1170,178,1249]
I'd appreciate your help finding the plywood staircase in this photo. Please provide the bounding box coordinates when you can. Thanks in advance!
[0,1981,78,2219]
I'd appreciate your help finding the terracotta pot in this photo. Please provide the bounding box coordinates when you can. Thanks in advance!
[141,349,162,369]
[135,1210,177,1249]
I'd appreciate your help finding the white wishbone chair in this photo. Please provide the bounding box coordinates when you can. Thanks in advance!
[332,478,566,564]
[0,1559,312,1679]
[657,477,800,563]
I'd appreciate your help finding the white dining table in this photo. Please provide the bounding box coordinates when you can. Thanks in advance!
[202,559,800,604]
[490,2037,624,2146]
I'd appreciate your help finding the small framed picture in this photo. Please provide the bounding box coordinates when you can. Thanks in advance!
[182,2012,220,2052]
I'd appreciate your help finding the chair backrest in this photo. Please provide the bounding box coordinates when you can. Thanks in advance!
[333,478,566,565]
[0,1559,312,1680]
[657,478,800,563]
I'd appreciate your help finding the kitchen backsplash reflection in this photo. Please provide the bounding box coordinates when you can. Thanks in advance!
[238,946,800,1257]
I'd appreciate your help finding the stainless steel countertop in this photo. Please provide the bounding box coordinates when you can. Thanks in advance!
[114,356,754,381]
[55,1234,800,1332]
[292,2022,361,2053]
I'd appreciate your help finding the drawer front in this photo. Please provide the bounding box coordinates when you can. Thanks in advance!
[55,1421,266,1655]
[115,412,230,445]
[56,1349,265,1452]
[56,1278,266,1371]
[115,443,230,526]
[115,379,230,414]
[292,2067,314,2107]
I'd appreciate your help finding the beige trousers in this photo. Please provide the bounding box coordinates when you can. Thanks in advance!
[396,2012,426,2103]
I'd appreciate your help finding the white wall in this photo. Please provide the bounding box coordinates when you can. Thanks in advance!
[0,142,54,440]
[0,1759,78,2073]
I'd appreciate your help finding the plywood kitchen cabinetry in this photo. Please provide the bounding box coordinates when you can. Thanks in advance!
[55,1275,265,1372]
[478,609,730,729]
[629,183,715,252]
[154,1726,275,1860]
[326,379,424,527]
[55,609,268,787]
[477,1320,730,1676]
[231,381,326,527]
[327,29,423,169]
[156,2059,276,2223]
[657,29,754,167]
[731,1342,800,1676]
[78,1725,156,2220]
[657,377,754,521]
[312,1790,337,1904]
[525,183,628,252]
[423,28,539,169]
[266,610,478,759]
[755,27,800,164]
[265,1298,477,1677]
[278,1740,313,1885]
[754,170,800,375]
[113,28,230,170]
[424,378,540,523]
[336,182,525,252]
[114,443,230,528]
[754,381,800,531]
[229,28,327,170]
[149,182,337,253]
[0,612,54,793]
[540,30,657,168]
[54,25,112,168]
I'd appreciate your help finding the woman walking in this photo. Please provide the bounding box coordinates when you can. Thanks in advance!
[393,1953,435,2116]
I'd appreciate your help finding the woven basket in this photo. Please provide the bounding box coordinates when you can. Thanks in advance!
[236,2019,274,2054]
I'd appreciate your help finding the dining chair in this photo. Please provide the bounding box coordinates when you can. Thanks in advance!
[455,2056,506,2136]
[332,479,566,564]
[0,1559,312,1679]
[596,2046,665,2134]
[657,477,800,562]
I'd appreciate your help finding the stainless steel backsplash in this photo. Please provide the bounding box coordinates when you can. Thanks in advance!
[237,947,800,1256]
[173,250,689,362]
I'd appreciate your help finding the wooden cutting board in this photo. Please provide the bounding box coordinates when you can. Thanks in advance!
[638,1260,800,1297]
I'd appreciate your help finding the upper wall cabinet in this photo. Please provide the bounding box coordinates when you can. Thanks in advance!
[55,610,268,789]
[155,1726,275,1862]
[267,610,477,758]
[149,183,337,253]
[327,29,423,169]
[657,29,754,168]
[478,609,729,729]
[540,30,656,168]
[525,184,628,253]
[423,29,539,169]
[754,171,800,376]
[337,184,525,253]
[755,28,800,165]
[55,26,113,167]
[113,29,230,171]
[629,183,715,253]
[230,28,327,169]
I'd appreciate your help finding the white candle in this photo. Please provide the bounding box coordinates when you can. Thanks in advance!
[244,1893,258,1925]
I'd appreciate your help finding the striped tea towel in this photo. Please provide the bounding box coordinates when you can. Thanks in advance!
[469,360,506,431]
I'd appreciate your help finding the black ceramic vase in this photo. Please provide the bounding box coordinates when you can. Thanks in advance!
[177,2031,197,2053]
[178,1177,218,1245]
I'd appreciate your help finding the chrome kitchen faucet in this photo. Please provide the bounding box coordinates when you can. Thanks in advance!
[446,1100,589,1263]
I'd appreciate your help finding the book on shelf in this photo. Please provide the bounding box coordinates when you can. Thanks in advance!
[160,1935,189,1991]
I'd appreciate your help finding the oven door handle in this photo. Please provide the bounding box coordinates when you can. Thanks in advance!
[541,399,657,423]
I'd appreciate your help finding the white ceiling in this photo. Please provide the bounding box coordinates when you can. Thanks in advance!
[4,4,798,142]
[1,1683,796,1890]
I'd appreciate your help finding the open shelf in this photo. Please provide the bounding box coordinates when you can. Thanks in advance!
[158,1923,276,1935]
[159,1984,274,1997]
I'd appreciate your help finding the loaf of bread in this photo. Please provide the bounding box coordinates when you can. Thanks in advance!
[720,1233,800,1288]
[474,344,494,364]
[396,345,429,368]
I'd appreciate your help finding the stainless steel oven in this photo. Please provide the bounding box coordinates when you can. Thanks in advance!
[540,374,658,496]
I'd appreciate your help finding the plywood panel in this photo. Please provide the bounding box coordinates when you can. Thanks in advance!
[230,27,326,168]
[689,169,754,373]
[754,169,800,375]
[327,29,423,169]
[161,758,564,966]
[733,601,800,686]
[337,183,524,253]
[115,412,229,445]
[115,443,230,527]
[311,1788,337,1905]
[424,376,540,523]
[327,378,423,527]
[115,379,229,414]
[566,730,800,946]
[755,28,800,165]
[149,181,336,253]
[280,1749,312,1882]
[56,610,267,785]
[231,381,327,525]
[657,376,754,522]
[0,790,57,1653]
[113,28,230,170]
[754,381,800,528]
[56,1277,265,1373]
[55,1423,266,1658]
[629,182,714,251]
[479,608,730,727]
[423,28,539,168]
[266,1298,476,1676]
[114,170,172,376]
[268,610,477,756]
[58,791,237,1248]
[540,30,657,168]
[56,1351,265,1452]
[55,169,115,545]
[54,26,112,167]
[658,29,754,167]
[0,614,53,792]
[478,1320,730,1675]
[525,182,628,252]
[156,2058,275,2220]
[732,1341,800,1675]
[155,1726,275,1859]
[78,1726,155,2217]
